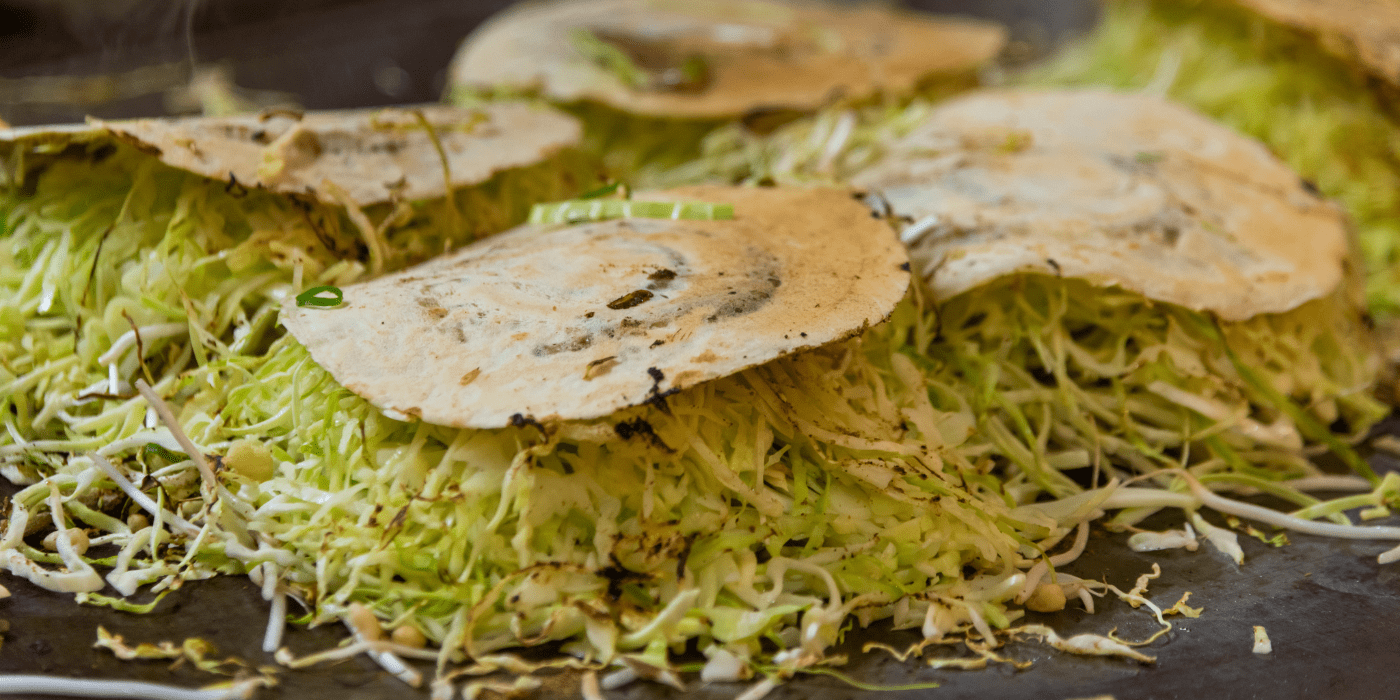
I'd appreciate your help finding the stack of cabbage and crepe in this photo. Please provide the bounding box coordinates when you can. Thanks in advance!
[0,1,1053,688]
[1019,0,1400,324]
[2,0,1399,696]
[843,87,1388,500]
[440,0,1400,678]
[446,0,1392,512]
[0,100,1062,688]
[0,94,1063,694]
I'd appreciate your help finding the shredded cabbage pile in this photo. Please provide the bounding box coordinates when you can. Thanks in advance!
[449,71,981,191]
[930,275,1385,511]
[0,138,1063,673]
[654,87,957,189]
[1,137,1072,687]
[539,100,730,190]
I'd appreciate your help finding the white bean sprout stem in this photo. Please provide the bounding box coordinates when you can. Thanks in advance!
[0,676,263,700]
[1171,469,1400,563]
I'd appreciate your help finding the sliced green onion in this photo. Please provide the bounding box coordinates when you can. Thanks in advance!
[579,181,624,199]
[295,286,344,308]
[677,55,710,88]
[528,200,734,225]
[144,443,185,463]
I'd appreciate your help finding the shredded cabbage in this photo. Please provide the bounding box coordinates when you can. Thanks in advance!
[0,130,1148,686]
[449,71,982,190]
[1,134,1064,686]
[929,275,1385,498]
[653,86,964,188]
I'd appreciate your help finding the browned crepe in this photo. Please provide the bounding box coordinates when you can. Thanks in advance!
[1,103,581,207]
[1227,0,1400,88]
[101,104,580,206]
[280,186,910,428]
[849,89,1350,320]
[448,0,1005,119]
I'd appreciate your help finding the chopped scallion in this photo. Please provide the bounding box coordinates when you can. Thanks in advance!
[295,285,344,308]
[143,443,185,463]
[579,181,624,199]
[528,199,734,225]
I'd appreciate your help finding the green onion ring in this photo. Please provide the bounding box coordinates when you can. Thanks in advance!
[143,443,186,463]
[295,286,344,308]
[579,181,623,199]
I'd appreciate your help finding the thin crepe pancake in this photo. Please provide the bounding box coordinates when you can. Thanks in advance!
[1,103,582,208]
[849,88,1351,321]
[281,185,910,428]
[448,0,1005,119]
[1223,0,1400,90]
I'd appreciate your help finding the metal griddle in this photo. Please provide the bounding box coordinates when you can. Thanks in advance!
[2,448,1399,700]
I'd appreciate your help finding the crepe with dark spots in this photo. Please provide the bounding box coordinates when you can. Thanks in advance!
[849,89,1350,320]
[1222,0,1400,89]
[0,103,581,208]
[280,185,909,428]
